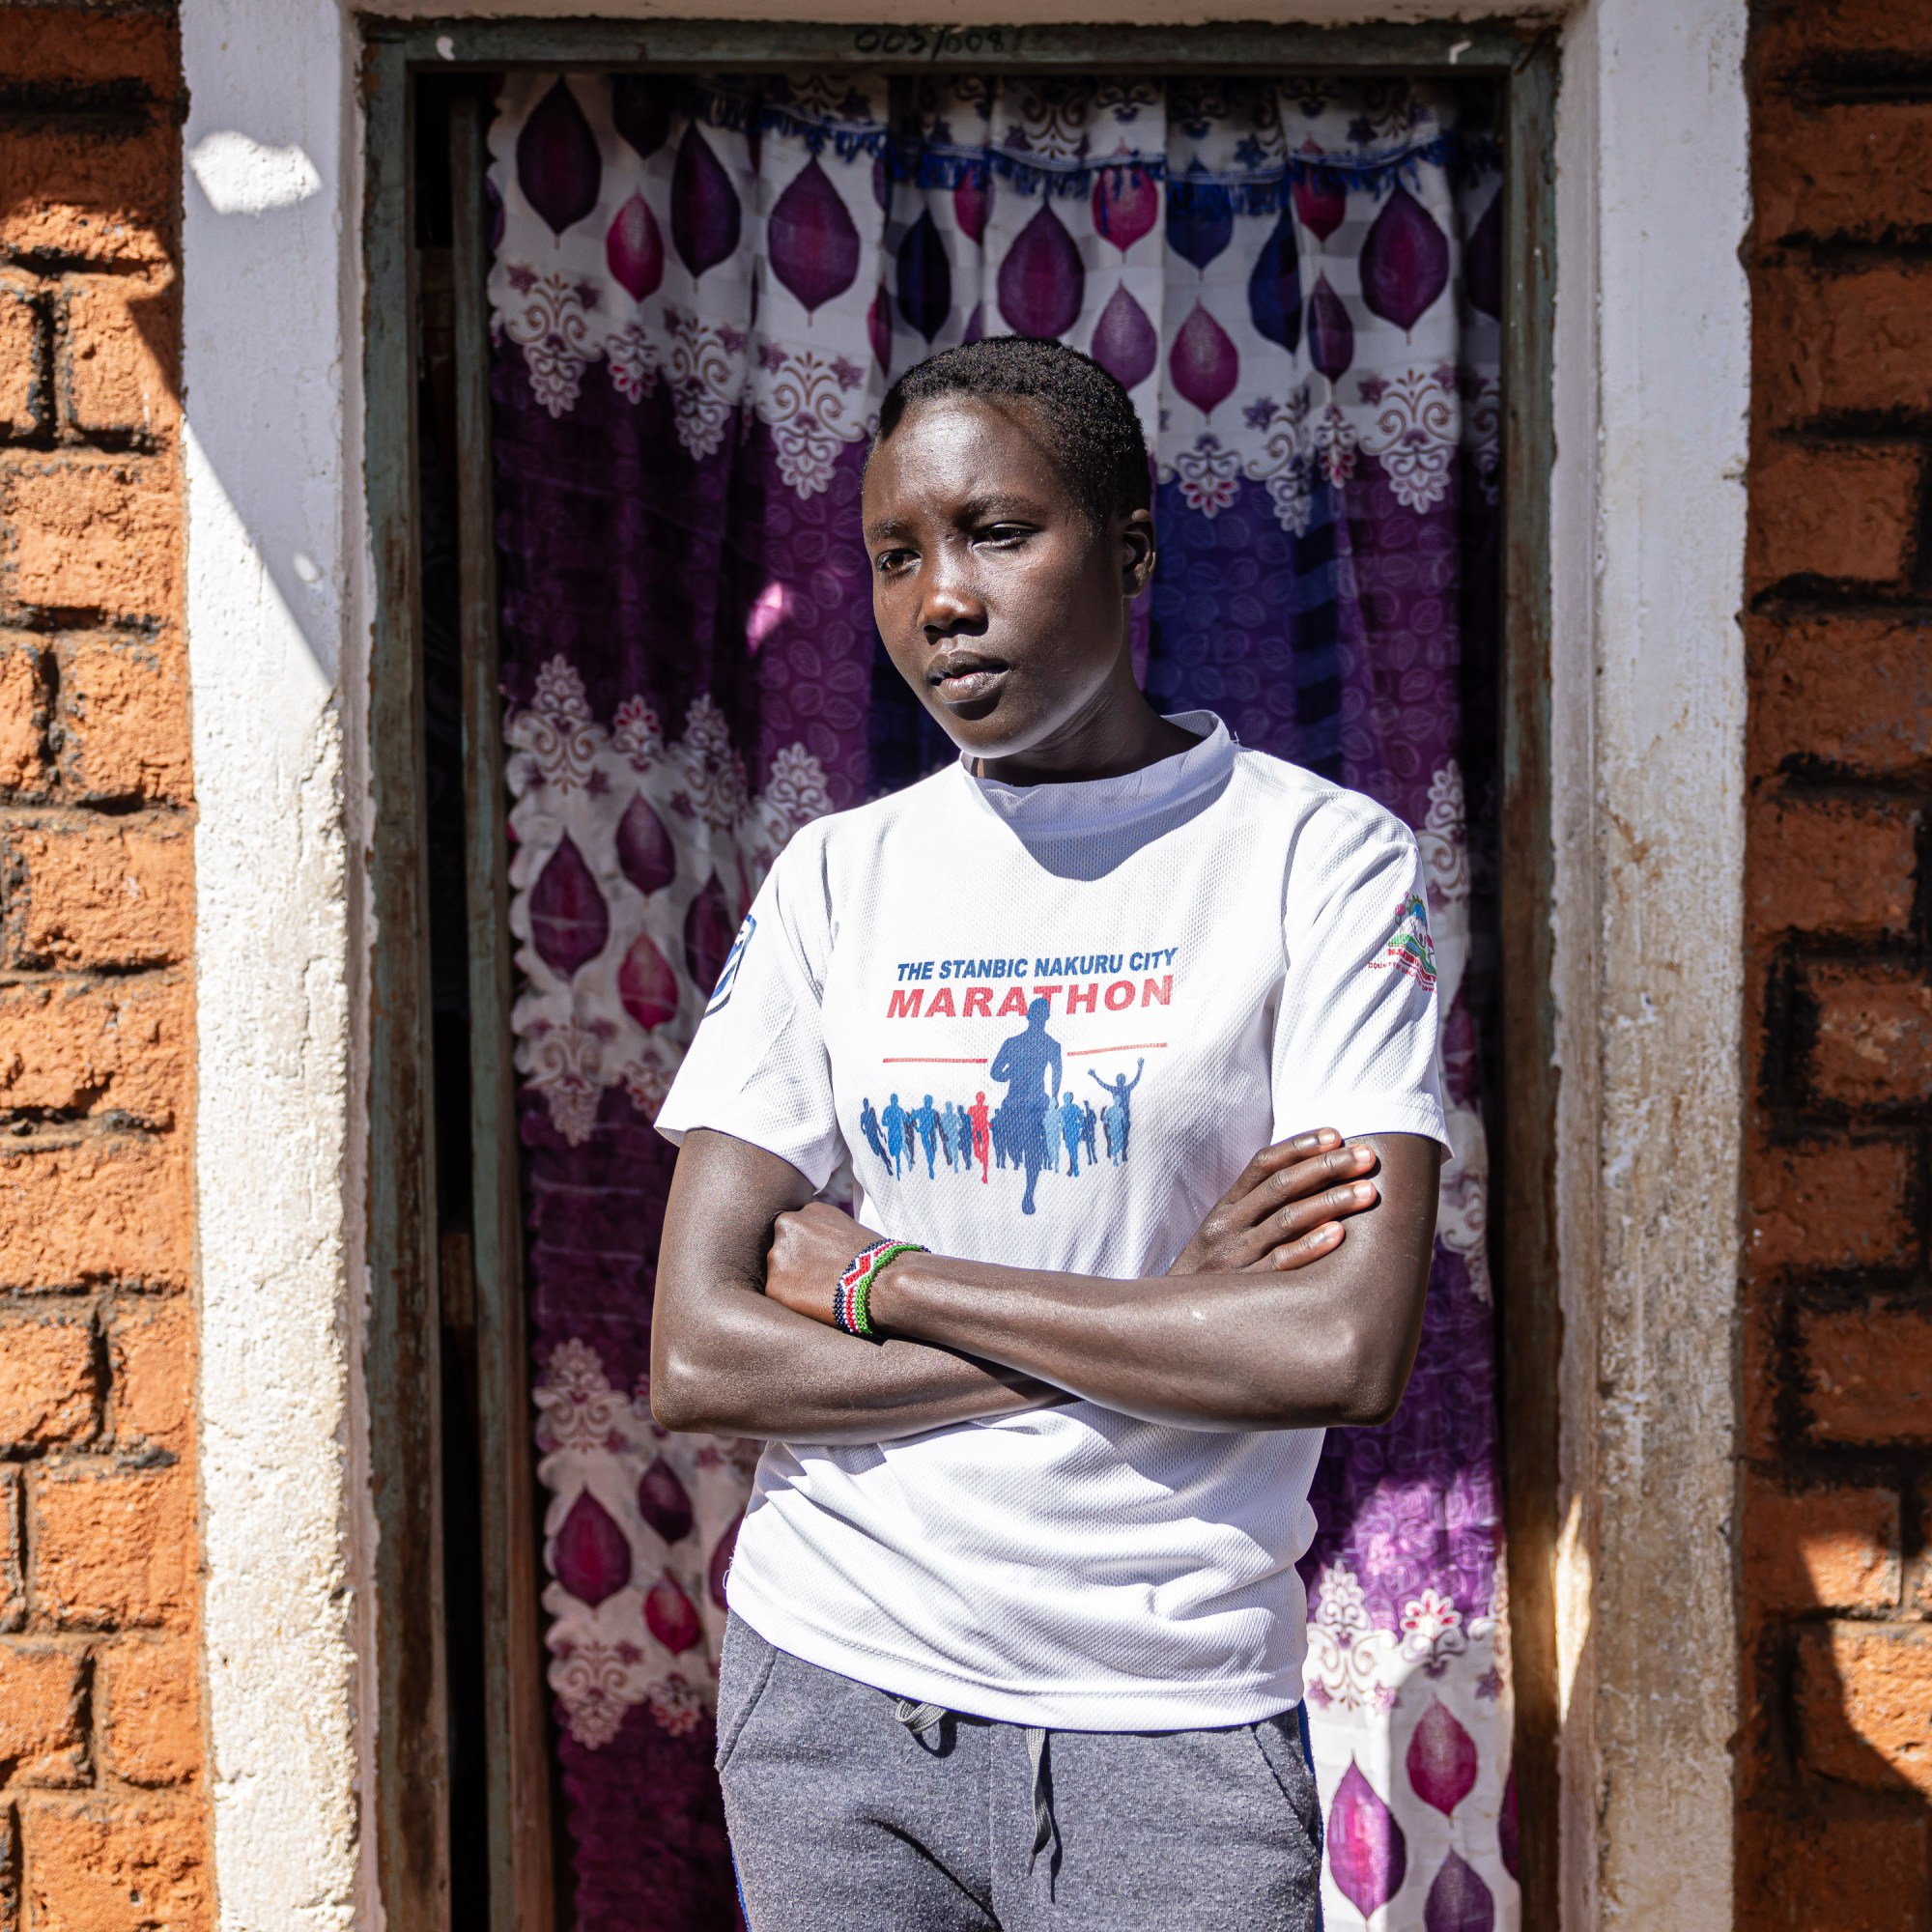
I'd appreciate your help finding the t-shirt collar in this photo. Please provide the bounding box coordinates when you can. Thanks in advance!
[958,711,1235,835]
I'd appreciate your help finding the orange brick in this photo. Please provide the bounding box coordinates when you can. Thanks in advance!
[1749,442,1919,585]
[1759,263,1932,426]
[20,1796,210,1932]
[0,277,45,441]
[0,11,178,95]
[1751,614,1932,778]
[0,976,186,1129]
[5,456,180,624]
[1798,1622,1932,1793]
[106,1300,189,1458]
[1759,0,1932,71]
[1749,795,1918,936]
[0,641,48,797]
[0,1138,189,1292]
[0,1316,98,1453]
[97,1637,197,1788]
[61,272,178,443]
[52,634,189,806]
[1809,968,1932,1110]
[29,1463,194,1632]
[1747,1139,1916,1273]
[1737,1808,1932,1932]
[1757,99,1932,242]
[1801,1303,1932,1443]
[1,821,191,971]
[1743,1477,1899,1613]
[0,120,174,270]
[0,1645,88,1787]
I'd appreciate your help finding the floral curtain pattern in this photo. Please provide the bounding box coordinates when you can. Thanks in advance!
[489,69,1511,1932]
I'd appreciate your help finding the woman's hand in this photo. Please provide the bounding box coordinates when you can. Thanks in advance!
[1166,1127,1380,1277]
[764,1199,880,1329]
[769,1128,1379,1328]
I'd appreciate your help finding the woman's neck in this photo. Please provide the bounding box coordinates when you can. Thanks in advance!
[974,668,1200,787]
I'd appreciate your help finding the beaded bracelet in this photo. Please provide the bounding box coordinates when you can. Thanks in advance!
[834,1239,926,1341]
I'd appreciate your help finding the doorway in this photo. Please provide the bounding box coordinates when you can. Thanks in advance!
[369,26,1558,1930]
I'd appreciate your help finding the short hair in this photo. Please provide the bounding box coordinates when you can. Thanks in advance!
[871,336,1151,528]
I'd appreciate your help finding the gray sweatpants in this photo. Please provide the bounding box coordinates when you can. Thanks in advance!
[716,1615,1323,1931]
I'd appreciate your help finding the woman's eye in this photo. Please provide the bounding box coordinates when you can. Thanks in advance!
[979,524,1031,547]
[874,549,913,575]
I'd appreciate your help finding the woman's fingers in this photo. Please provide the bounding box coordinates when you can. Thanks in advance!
[1231,1179,1378,1270]
[1261,1221,1348,1271]
[1222,1127,1344,1201]
[1233,1140,1377,1228]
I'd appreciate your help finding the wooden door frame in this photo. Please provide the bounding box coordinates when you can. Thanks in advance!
[361,22,1559,1928]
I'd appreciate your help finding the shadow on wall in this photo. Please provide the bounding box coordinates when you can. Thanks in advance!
[1737,1439,1932,1918]
[1739,1198,1932,1924]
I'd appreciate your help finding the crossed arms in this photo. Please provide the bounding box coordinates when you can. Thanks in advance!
[649,1125,1441,1444]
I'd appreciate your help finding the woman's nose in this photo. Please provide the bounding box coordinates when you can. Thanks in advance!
[920,552,985,637]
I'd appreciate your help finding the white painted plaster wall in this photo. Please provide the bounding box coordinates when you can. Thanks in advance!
[1548,0,1750,1924]
[179,1,1749,1924]
[183,2,369,1925]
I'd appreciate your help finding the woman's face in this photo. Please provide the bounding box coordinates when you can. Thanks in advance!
[861,395,1154,769]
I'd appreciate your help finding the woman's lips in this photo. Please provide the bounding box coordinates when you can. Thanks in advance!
[930,659,1009,705]
[935,666,1008,703]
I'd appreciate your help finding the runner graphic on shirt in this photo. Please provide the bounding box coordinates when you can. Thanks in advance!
[856,976,1153,1204]
[987,997,1063,1215]
[856,1055,1146,1199]
[968,1092,991,1182]
[1089,1060,1145,1165]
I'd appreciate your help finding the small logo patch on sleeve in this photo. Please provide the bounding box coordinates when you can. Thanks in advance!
[706,914,755,1014]
[1371,893,1437,992]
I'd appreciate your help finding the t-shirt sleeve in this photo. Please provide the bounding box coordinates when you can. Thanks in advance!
[654,831,846,1188]
[1271,800,1453,1155]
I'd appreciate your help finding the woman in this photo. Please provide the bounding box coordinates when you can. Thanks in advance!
[654,337,1446,1930]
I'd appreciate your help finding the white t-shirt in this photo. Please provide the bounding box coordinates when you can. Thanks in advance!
[657,713,1450,1729]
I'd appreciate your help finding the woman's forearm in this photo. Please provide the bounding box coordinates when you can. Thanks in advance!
[650,1126,1065,1443]
[861,1134,1441,1432]
[651,1278,1065,1443]
[866,1253,1371,1431]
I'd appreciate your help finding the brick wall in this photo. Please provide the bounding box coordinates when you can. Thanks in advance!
[0,6,206,1927]
[1744,2,1932,1923]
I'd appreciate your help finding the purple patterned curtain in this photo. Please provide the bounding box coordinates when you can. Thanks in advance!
[487,71,1511,1932]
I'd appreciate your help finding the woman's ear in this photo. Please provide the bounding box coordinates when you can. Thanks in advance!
[1120,508,1156,598]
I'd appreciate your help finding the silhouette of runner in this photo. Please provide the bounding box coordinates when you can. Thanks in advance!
[915,1094,940,1179]
[1039,1090,1060,1174]
[860,1098,886,1165]
[968,1091,991,1183]
[1088,1059,1145,1166]
[1060,1092,1085,1177]
[937,1100,958,1171]
[882,1094,907,1179]
[1082,1099,1098,1166]
[989,998,1063,1214]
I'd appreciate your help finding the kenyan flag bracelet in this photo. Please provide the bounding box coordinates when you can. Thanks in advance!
[834,1239,926,1341]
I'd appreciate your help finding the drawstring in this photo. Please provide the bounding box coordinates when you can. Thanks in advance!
[892,1701,1058,1888]
[1023,1725,1057,1876]
[894,1698,947,1740]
